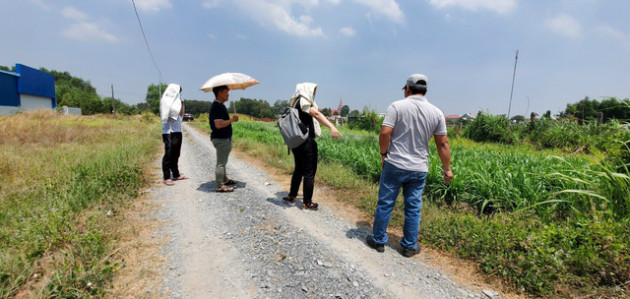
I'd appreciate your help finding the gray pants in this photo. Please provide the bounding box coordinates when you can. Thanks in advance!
[211,138,232,188]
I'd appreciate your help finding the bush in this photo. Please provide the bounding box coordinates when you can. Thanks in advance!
[348,108,383,133]
[463,112,518,144]
[422,210,630,296]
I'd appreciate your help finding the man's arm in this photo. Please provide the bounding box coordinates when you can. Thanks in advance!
[214,116,238,129]
[434,134,453,184]
[379,126,393,168]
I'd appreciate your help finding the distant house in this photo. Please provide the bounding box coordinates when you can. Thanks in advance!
[444,113,476,122]
[0,63,56,114]
[444,114,461,122]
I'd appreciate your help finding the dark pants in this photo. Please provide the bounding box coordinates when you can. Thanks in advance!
[162,132,182,180]
[289,138,318,204]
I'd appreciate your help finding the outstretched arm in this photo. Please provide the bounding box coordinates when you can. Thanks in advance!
[309,107,342,139]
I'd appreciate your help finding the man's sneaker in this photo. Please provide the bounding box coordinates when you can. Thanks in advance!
[365,235,384,253]
[303,202,319,210]
[400,245,420,257]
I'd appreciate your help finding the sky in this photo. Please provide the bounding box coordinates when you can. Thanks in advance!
[1,0,629,116]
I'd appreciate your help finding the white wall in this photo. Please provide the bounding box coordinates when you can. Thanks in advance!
[20,94,54,110]
[0,106,21,114]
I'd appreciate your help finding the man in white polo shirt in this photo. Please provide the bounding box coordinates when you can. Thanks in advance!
[366,74,454,257]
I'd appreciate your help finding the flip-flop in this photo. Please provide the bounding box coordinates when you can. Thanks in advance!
[174,175,189,180]
[215,185,234,192]
[223,179,237,185]
[163,180,175,186]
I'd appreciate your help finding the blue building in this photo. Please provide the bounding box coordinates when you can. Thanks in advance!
[0,63,56,114]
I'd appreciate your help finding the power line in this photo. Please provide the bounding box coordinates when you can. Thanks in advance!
[507,49,518,119]
[131,0,163,90]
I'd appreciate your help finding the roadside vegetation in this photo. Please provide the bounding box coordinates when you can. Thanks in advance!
[0,110,159,297]
[191,108,629,297]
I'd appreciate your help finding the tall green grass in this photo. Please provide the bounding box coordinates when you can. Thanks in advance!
[0,110,159,297]
[223,118,629,297]
[227,120,626,218]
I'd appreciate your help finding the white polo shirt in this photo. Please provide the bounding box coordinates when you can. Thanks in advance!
[382,95,447,172]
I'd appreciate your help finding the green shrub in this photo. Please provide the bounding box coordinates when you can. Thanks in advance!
[463,112,518,144]
[422,210,630,296]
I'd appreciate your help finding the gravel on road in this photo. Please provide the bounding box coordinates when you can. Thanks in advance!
[149,123,492,299]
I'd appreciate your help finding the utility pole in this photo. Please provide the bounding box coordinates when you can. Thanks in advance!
[507,50,519,119]
[111,84,115,115]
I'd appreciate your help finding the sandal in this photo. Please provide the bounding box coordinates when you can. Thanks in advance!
[163,179,175,186]
[223,179,237,185]
[303,202,319,210]
[174,175,189,180]
[282,196,296,203]
[215,185,234,192]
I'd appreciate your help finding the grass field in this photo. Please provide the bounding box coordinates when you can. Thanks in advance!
[192,117,629,297]
[2,110,626,297]
[0,110,159,298]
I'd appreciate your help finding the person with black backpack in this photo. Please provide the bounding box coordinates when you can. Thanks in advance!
[282,82,342,210]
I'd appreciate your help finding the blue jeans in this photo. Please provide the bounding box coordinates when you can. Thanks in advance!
[372,162,427,249]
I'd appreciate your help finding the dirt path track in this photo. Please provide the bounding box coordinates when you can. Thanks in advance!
[144,123,495,298]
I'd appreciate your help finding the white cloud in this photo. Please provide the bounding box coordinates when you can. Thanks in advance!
[545,14,581,38]
[429,0,516,14]
[353,0,404,23]
[340,26,356,36]
[202,0,221,9]
[594,25,630,50]
[62,22,118,43]
[133,0,172,12]
[231,0,325,37]
[61,6,88,21]
[28,0,50,10]
[299,15,314,24]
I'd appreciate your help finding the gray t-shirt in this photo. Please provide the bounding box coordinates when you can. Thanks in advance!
[382,95,447,172]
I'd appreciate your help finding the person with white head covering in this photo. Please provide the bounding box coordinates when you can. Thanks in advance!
[282,82,342,210]
[160,83,189,185]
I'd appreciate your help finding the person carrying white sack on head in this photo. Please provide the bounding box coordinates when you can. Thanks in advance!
[160,83,189,186]
[282,82,342,210]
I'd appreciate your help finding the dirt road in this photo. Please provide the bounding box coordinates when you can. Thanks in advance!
[131,123,498,298]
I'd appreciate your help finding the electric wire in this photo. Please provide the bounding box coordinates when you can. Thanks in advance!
[131,0,163,84]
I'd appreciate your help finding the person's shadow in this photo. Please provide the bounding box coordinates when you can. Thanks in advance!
[197,180,247,193]
[347,221,402,251]
[266,191,301,209]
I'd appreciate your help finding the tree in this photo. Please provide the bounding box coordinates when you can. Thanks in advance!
[182,99,211,115]
[321,108,331,117]
[229,97,275,119]
[273,99,290,116]
[145,83,168,114]
[341,105,350,117]
[103,97,138,115]
[42,68,110,114]
[349,110,360,117]
[0,65,14,72]
[561,96,630,123]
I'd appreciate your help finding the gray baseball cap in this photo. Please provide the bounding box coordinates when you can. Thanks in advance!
[402,74,428,90]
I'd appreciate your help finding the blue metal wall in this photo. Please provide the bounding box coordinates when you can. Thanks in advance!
[0,70,20,107]
[16,64,56,108]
